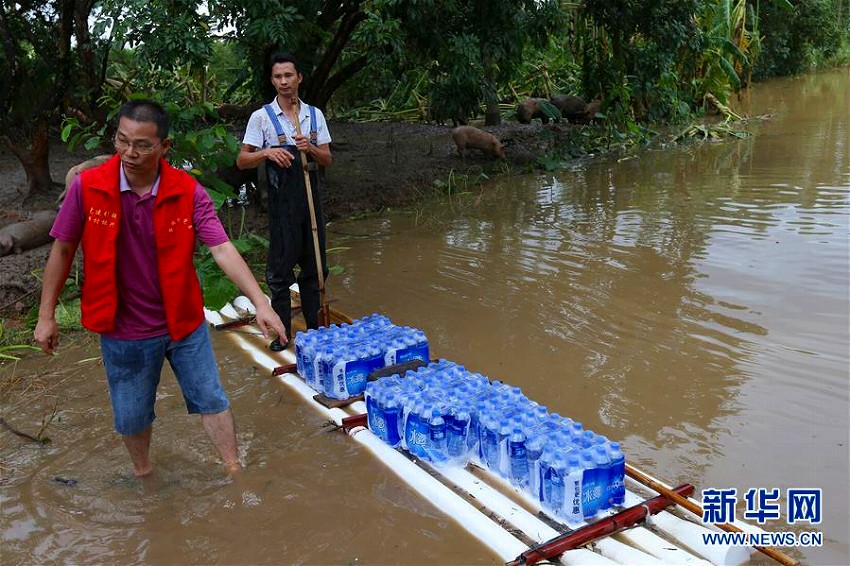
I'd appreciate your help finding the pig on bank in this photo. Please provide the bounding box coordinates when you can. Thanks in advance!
[452,126,505,160]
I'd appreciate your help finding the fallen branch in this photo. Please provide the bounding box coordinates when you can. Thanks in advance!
[0,416,51,444]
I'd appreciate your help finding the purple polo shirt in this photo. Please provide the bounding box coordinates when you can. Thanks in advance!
[51,165,229,340]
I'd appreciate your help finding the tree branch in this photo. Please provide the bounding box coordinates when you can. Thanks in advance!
[307,6,367,106]
[316,54,369,109]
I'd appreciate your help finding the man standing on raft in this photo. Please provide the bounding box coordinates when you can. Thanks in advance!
[236,53,333,351]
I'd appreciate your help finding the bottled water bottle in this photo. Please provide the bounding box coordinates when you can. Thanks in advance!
[591,444,613,511]
[294,329,310,376]
[525,434,547,499]
[320,344,342,398]
[314,343,336,394]
[425,408,448,464]
[479,413,501,471]
[408,396,431,458]
[383,390,404,447]
[579,448,600,520]
[446,408,471,460]
[365,381,386,440]
[496,418,514,477]
[606,442,626,507]
[508,428,529,488]
[563,455,584,526]
[298,327,326,387]
[542,454,567,518]
[401,392,422,453]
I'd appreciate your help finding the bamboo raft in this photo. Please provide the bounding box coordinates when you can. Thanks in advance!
[204,293,797,566]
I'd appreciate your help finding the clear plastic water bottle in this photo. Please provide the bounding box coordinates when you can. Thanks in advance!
[446,408,470,460]
[579,448,600,520]
[294,329,310,376]
[508,428,529,488]
[383,390,403,447]
[352,343,383,396]
[425,408,448,464]
[314,343,336,395]
[402,393,422,453]
[525,434,547,499]
[591,444,613,511]
[542,454,567,518]
[299,327,325,387]
[365,381,386,440]
[409,396,431,458]
[563,455,584,526]
[479,414,501,471]
[329,344,358,400]
[606,442,626,507]
[496,418,514,477]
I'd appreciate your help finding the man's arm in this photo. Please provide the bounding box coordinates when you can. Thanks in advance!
[207,241,287,342]
[33,240,79,354]
[236,143,296,170]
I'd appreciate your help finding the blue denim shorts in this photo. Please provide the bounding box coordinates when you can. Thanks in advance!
[100,323,230,435]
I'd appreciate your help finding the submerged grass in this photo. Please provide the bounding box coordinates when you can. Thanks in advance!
[1,324,99,448]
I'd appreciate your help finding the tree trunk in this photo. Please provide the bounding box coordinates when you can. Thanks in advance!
[2,119,55,197]
[484,100,501,126]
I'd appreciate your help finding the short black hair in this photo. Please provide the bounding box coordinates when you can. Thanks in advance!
[117,99,170,139]
[269,52,302,75]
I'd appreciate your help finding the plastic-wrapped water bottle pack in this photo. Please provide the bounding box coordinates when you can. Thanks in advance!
[365,359,627,524]
[293,314,429,400]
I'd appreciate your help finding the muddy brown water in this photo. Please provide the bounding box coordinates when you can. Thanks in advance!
[2,69,848,565]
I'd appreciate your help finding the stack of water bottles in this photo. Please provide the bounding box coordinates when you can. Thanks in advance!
[294,314,429,400]
[364,360,627,526]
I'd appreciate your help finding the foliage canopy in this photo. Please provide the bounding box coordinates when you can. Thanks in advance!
[1,0,847,195]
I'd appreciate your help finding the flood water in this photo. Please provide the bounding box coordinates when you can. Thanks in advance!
[2,69,848,565]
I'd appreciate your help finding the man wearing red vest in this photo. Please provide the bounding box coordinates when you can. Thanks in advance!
[34,100,285,477]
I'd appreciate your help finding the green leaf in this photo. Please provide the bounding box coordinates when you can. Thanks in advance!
[201,270,238,311]
[208,189,227,210]
[55,298,82,330]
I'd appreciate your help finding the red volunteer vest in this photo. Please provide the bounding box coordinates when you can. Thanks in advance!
[79,154,204,341]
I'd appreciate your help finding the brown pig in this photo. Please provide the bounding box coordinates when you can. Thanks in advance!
[64,154,111,190]
[516,98,553,124]
[576,100,603,124]
[452,126,505,160]
[0,210,57,256]
[550,94,588,123]
[58,154,112,206]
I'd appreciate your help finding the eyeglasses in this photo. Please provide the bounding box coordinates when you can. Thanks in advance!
[114,137,162,155]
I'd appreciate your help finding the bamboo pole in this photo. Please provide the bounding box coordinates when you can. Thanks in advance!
[625,463,801,566]
[291,96,330,327]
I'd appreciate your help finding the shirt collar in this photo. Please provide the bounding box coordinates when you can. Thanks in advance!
[120,163,161,196]
[270,97,309,121]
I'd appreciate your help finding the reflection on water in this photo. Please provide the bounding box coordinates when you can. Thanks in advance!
[2,69,848,565]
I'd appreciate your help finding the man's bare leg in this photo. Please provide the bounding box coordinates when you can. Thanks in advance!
[201,408,240,472]
[122,425,154,477]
